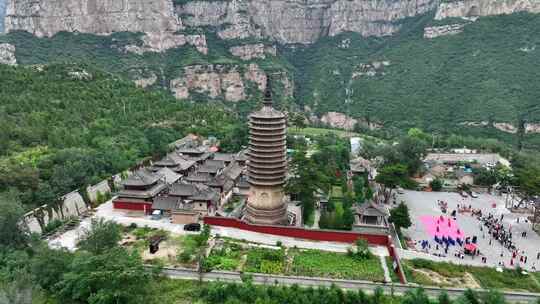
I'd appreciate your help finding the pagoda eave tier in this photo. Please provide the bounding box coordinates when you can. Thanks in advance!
[249,120,286,126]
[248,152,286,159]
[249,136,287,143]
[249,130,287,136]
[248,179,285,187]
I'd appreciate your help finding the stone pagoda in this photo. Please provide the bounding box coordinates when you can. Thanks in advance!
[244,80,288,225]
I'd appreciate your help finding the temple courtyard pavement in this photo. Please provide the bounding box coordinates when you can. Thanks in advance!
[398,190,540,272]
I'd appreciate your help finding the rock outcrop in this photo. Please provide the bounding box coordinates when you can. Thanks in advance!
[435,0,540,20]
[424,23,466,39]
[124,33,208,55]
[0,0,6,33]
[178,0,437,44]
[320,112,357,130]
[169,63,293,102]
[493,122,518,134]
[0,43,16,65]
[351,61,390,79]
[525,123,540,134]
[5,0,182,37]
[134,74,158,88]
[229,44,276,60]
[170,64,264,102]
[4,0,200,53]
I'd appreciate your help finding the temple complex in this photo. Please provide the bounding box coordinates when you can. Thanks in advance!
[244,81,288,225]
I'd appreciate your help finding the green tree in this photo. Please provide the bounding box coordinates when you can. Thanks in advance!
[353,239,370,259]
[389,202,412,230]
[473,168,497,189]
[0,191,28,249]
[402,288,430,304]
[77,218,121,254]
[438,291,452,304]
[286,149,325,224]
[30,245,73,292]
[375,164,408,204]
[56,247,155,304]
[290,112,307,130]
[430,179,443,192]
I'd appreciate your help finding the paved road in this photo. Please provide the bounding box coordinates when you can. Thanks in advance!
[160,267,540,303]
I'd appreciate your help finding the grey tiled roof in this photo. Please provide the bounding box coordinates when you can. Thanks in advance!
[169,183,198,197]
[356,202,389,217]
[121,169,162,187]
[213,153,235,162]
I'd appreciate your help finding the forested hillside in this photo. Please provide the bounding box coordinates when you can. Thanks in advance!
[284,12,540,148]
[2,12,540,148]
[0,64,243,209]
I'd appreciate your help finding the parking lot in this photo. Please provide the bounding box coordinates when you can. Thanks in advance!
[399,190,540,271]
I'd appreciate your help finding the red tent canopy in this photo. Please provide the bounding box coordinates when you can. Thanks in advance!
[464,243,477,251]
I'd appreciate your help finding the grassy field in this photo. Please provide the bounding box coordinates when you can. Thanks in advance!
[205,241,245,271]
[403,259,540,292]
[244,247,286,274]
[290,249,385,282]
[205,240,385,281]
[385,256,400,283]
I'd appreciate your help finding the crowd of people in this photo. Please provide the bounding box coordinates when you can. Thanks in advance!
[413,198,540,272]
[479,213,516,251]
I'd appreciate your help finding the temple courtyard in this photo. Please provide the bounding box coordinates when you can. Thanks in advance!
[399,190,540,272]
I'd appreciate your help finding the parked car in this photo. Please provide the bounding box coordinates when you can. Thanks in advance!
[184,223,201,231]
[397,187,405,194]
[460,191,468,198]
[470,192,479,198]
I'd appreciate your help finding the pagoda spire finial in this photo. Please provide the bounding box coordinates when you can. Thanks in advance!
[263,75,273,107]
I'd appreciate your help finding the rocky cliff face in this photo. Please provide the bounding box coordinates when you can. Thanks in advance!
[424,23,466,39]
[178,0,437,44]
[5,0,182,37]
[169,63,293,102]
[0,43,16,65]
[0,0,6,33]
[435,0,540,20]
[4,0,206,52]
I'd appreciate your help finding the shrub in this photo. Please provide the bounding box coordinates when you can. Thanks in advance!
[430,179,443,191]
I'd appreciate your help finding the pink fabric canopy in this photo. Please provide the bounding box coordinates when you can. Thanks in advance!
[420,215,464,239]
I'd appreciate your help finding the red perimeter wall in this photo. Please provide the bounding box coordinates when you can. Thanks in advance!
[203,216,389,246]
[113,200,152,214]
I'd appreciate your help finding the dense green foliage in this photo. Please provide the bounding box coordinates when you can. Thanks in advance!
[283,13,540,149]
[244,248,286,274]
[389,202,412,231]
[77,218,122,254]
[0,64,242,210]
[3,13,540,150]
[286,134,352,226]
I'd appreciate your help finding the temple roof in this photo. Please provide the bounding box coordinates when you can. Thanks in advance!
[169,183,198,197]
[152,195,181,211]
[156,167,182,184]
[223,162,243,181]
[356,202,389,217]
[121,169,162,187]
[185,172,212,183]
[213,153,235,162]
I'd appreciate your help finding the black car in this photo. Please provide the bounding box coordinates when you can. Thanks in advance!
[184,223,201,231]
